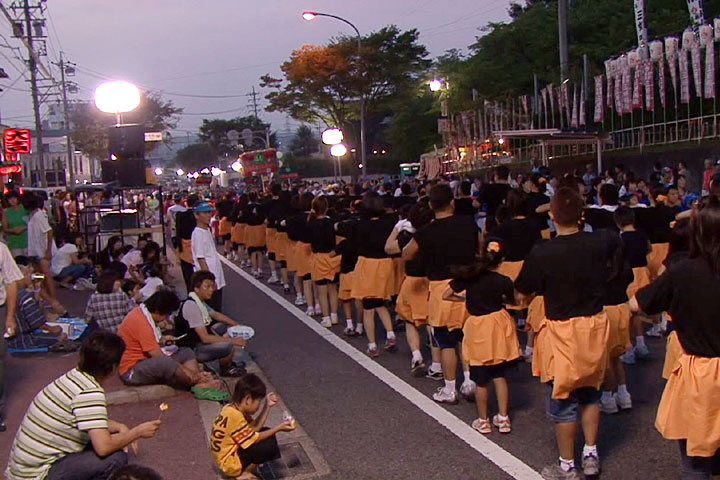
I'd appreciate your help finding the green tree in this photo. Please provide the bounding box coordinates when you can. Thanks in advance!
[289,125,319,157]
[174,143,215,172]
[382,90,441,162]
[198,116,276,157]
[70,92,182,160]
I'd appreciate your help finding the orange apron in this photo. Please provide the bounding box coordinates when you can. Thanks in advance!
[351,257,395,300]
[604,303,631,358]
[178,238,193,264]
[662,329,683,381]
[526,296,545,333]
[428,279,469,331]
[275,232,289,262]
[647,242,669,279]
[311,252,341,282]
[496,260,524,282]
[532,313,609,399]
[462,309,520,366]
[265,227,278,254]
[231,223,245,244]
[392,258,405,297]
[286,240,300,272]
[395,276,429,325]
[245,225,267,248]
[218,218,232,236]
[627,266,652,299]
[294,242,313,277]
[338,271,355,301]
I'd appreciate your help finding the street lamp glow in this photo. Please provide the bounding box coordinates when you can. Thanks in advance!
[176,168,184,176]
[93,80,141,114]
[192,172,200,179]
[330,144,348,157]
[302,11,317,21]
[498,138,506,145]
[322,128,343,145]
[211,167,222,176]
[200,168,210,175]
[231,160,242,172]
[154,167,163,176]
[429,79,443,92]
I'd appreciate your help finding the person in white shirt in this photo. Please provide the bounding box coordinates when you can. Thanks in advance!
[51,234,95,289]
[166,193,187,250]
[191,201,226,311]
[24,193,58,303]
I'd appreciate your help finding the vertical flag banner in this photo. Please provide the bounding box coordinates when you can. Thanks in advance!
[632,65,643,109]
[615,59,624,112]
[562,82,571,122]
[571,85,579,128]
[579,83,586,126]
[686,0,705,26]
[594,75,604,123]
[644,59,655,111]
[666,37,679,95]
[605,59,614,108]
[555,86,563,126]
[679,49,691,103]
[714,17,720,40]
[650,40,666,108]
[633,0,648,46]
[701,24,716,99]
[622,58,632,113]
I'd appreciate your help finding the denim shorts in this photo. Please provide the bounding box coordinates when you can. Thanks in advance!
[429,326,463,349]
[545,384,601,423]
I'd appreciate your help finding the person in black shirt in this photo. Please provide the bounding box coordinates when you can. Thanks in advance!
[307,196,341,328]
[515,187,618,479]
[631,197,720,478]
[244,192,267,279]
[476,165,511,232]
[403,184,480,405]
[453,181,476,217]
[230,194,249,267]
[443,238,519,435]
[584,183,620,232]
[215,193,234,259]
[263,184,283,286]
[271,190,292,293]
[494,189,542,282]
[636,186,681,279]
[175,194,199,293]
[335,200,362,336]
[524,173,551,239]
[285,193,315,314]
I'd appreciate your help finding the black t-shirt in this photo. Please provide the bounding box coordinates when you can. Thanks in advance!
[478,183,510,218]
[346,216,395,259]
[515,230,622,320]
[635,205,679,243]
[175,209,197,241]
[453,197,476,217]
[394,195,417,211]
[604,261,634,305]
[450,271,514,316]
[398,229,425,277]
[493,218,542,261]
[584,206,619,232]
[414,215,479,281]
[264,198,287,229]
[335,216,359,273]
[243,202,265,226]
[637,258,720,357]
[215,200,233,219]
[620,230,649,267]
[286,212,310,242]
[308,217,336,253]
[526,192,550,231]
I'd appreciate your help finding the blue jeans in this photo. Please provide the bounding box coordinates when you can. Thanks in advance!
[46,449,127,480]
[56,264,94,281]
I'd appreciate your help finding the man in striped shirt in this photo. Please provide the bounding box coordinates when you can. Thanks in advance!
[6,331,161,480]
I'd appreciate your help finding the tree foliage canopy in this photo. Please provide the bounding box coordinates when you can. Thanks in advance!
[198,115,275,158]
[174,142,215,172]
[289,125,319,157]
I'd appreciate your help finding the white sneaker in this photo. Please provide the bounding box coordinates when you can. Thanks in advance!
[460,380,476,402]
[646,324,663,337]
[432,387,458,405]
[600,395,619,414]
[314,304,322,315]
[294,294,305,306]
[620,347,636,365]
[330,313,339,325]
[614,392,632,410]
[320,317,332,328]
[305,307,315,316]
[267,274,279,284]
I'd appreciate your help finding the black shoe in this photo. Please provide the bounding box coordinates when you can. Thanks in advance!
[221,366,246,377]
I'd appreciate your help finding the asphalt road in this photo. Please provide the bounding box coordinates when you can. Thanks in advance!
[221,258,681,480]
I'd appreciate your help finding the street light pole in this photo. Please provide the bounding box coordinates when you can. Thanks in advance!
[303,12,366,177]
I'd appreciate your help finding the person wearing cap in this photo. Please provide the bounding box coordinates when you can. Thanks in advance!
[191,201,226,312]
[166,193,187,253]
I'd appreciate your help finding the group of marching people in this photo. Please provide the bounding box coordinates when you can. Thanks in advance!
[216,165,720,480]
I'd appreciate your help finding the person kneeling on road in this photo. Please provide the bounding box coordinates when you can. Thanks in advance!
[116,290,219,390]
[174,271,246,377]
[6,331,161,480]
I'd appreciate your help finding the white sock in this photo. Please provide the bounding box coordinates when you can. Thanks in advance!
[368,342,377,350]
[463,370,471,383]
[601,391,613,402]
[330,313,338,321]
[356,324,364,334]
[636,336,646,348]
[582,444,598,457]
[284,283,290,289]
[444,379,456,393]
[617,384,629,395]
[660,313,668,330]
[411,350,423,363]
[322,316,330,322]
[386,331,396,340]
[496,413,509,420]
[524,345,534,355]
[559,457,575,472]
[430,362,442,372]
[346,319,354,328]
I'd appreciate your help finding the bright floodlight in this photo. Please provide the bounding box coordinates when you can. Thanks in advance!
[176,168,184,176]
[498,138,506,145]
[429,79,442,92]
[231,160,242,172]
[322,128,343,145]
[200,168,210,175]
[154,167,163,176]
[211,167,222,176]
[330,144,348,157]
[93,80,141,114]
[192,172,200,179]
[302,11,317,21]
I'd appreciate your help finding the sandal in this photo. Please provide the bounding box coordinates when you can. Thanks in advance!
[191,386,229,402]
[49,342,80,353]
[471,417,492,434]
[220,366,246,377]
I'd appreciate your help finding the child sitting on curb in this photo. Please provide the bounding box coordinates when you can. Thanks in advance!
[211,374,295,479]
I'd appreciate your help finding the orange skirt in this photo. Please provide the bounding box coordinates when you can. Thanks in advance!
[656,352,720,457]
[662,330,683,380]
[532,313,609,399]
[219,218,232,236]
[497,260,524,282]
[428,279,469,331]
[311,252,341,282]
[604,303,631,358]
[350,257,395,300]
[627,266,652,299]
[392,258,405,296]
[275,232,289,261]
[286,240,300,272]
[294,242,313,277]
[231,223,246,244]
[647,242,670,279]
[395,276,429,326]
[265,227,278,254]
[462,309,520,366]
[245,224,267,248]
[178,238,193,264]
[338,271,355,301]
[526,296,545,333]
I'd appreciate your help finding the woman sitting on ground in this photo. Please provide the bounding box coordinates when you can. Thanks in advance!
[85,270,134,334]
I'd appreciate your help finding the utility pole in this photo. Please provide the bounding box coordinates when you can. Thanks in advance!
[24,0,45,186]
[58,52,73,185]
[558,0,569,83]
[247,86,259,120]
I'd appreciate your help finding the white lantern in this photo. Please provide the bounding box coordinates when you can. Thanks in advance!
[682,29,697,50]
[665,37,679,58]
[700,24,714,47]
[649,41,664,62]
[93,81,141,114]
[330,144,348,157]
[321,128,343,146]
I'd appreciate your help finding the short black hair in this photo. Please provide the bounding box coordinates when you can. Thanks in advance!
[361,191,384,217]
[106,261,128,278]
[144,290,180,315]
[232,373,267,403]
[459,181,472,196]
[14,255,30,267]
[191,270,216,290]
[271,183,281,196]
[401,183,412,195]
[79,331,125,379]
[122,279,139,296]
[97,269,121,294]
[599,183,619,206]
[428,183,453,210]
[614,205,636,227]
[109,465,163,480]
[550,187,584,227]
[494,165,509,180]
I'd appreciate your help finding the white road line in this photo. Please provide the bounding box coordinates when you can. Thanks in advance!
[221,257,543,480]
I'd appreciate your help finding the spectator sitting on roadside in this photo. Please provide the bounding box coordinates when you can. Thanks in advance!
[120,236,149,282]
[122,279,143,306]
[21,256,68,317]
[6,331,162,480]
[109,465,163,480]
[174,271,246,377]
[51,233,96,290]
[139,266,165,301]
[116,290,220,390]
[98,236,124,271]
[84,269,134,334]
[9,256,71,352]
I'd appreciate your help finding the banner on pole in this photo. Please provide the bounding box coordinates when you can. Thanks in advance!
[690,44,702,97]
[643,59,654,111]
[679,49,691,103]
[579,83,586,126]
[633,0,648,46]
[622,60,632,113]
[571,85,578,128]
[632,64,642,109]
[604,60,614,108]
[594,75,604,123]
[686,0,705,26]
[666,37,679,94]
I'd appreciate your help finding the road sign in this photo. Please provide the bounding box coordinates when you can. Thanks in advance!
[144,132,163,141]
